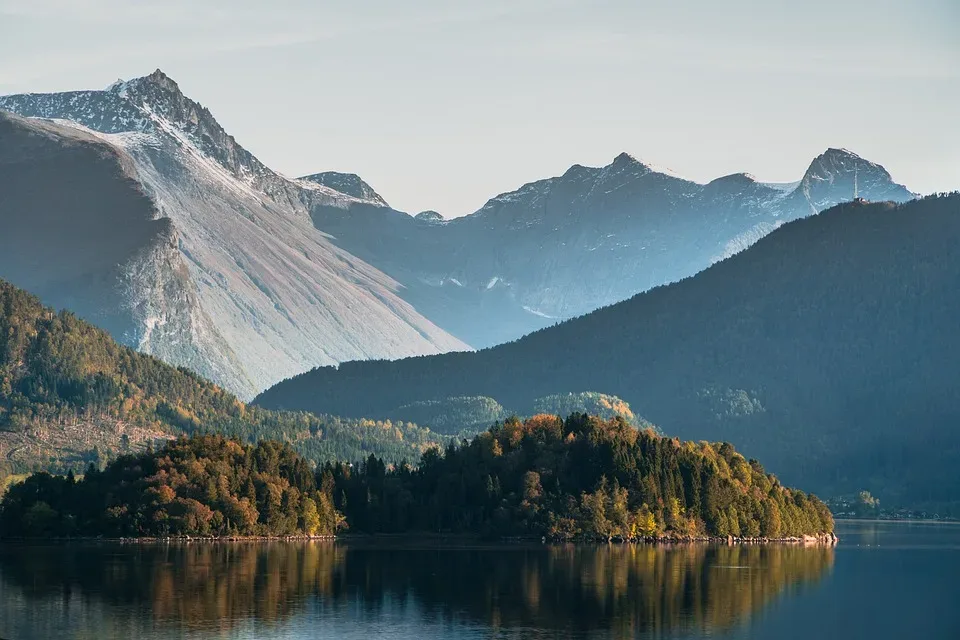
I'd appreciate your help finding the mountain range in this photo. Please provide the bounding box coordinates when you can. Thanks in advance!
[308,147,913,348]
[256,194,960,514]
[0,73,465,399]
[0,70,914,398]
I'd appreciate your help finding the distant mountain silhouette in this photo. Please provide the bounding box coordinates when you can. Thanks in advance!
[307,148,913,347]
[257,194,960,513]
[0,70,915,392]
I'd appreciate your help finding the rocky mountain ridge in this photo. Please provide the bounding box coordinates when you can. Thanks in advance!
[0,74,467,399]
[307,145,913,345]
[0,69,916,390]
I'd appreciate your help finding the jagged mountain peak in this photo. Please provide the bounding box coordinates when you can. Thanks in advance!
[803,147,881,180]
[795,148,914,211]
[559,153,647,181]
[108,68,180,95]
[115,70,214,128]
[606,152,652,177]
[145,68,176,85]
[299,171,388,207]
[611,151,641,166]
[603,152,691,184]
[0,71,378,208]
[0,70,308,205]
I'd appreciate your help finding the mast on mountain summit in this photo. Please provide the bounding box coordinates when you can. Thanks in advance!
[853,164,866,204]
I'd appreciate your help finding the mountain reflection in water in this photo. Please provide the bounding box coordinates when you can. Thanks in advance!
[0,541,833,639]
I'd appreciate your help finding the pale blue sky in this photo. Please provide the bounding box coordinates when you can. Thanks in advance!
[1,0,957,216]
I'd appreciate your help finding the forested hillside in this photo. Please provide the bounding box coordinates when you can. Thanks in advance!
[0,280,444,477]
[0,418,833,540]
[0,435,344,537]
[257,194,960,513]
[328,414,833,539]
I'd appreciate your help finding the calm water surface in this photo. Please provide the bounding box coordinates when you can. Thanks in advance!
[0,521,957,639]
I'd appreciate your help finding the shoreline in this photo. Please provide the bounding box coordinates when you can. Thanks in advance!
[0,532,838,545]
[834,517,960,525]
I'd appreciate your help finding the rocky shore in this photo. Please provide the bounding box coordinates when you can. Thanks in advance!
[503,531,840,545]
[2,532,839,545]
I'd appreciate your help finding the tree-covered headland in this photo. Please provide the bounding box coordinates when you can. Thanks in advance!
[329,413,833,541]
[0,414,833,540]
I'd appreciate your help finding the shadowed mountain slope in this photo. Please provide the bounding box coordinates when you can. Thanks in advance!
[257,194,960,512]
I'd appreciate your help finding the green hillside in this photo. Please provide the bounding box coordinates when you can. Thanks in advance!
[0,280,445,478]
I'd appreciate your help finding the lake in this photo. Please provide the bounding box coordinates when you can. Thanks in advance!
[0,521,957,639]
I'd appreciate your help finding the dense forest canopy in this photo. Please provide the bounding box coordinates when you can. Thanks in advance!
[1,417,832,539]
[327,414,833,540]
[0,280,446,477]
[256,194,960,514]
[0,434,344,537]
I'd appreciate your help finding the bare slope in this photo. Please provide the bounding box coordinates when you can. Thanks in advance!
[0,74,466,399]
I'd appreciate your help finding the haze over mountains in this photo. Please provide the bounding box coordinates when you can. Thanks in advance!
[0,70,914,398]
[257,195,960,514]
[0,72,466,399]
[308,147,913,347]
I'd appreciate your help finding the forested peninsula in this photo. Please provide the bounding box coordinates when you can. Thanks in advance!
[0,415,834,542]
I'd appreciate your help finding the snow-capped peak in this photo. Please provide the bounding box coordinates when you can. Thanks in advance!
[0,70,361,208]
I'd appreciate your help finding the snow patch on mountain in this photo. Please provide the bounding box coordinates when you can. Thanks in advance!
[523,305,556,319]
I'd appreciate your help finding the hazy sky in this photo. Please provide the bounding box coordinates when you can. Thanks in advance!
[1,0,957,216]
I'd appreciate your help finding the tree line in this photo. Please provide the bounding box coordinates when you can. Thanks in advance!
[1,415,833,540]
[255,194,960,515]
[0,434,343,537]
[0,279,446,477]
[326,413,833,540]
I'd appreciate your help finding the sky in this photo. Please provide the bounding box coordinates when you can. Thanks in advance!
[1,0,958,217]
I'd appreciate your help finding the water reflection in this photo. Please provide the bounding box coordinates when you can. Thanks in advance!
[0,541,834,639]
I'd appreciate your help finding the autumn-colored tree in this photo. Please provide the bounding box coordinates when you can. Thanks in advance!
[326,414,833,540]
[0,435,345,538]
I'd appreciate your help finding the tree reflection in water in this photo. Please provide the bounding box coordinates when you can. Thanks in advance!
[0,541,833,638]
